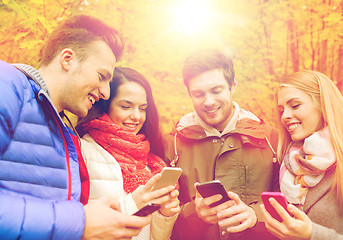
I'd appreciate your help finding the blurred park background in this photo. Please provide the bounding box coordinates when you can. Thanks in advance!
[1,0,342,132]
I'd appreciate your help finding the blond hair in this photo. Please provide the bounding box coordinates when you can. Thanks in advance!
[276,70,343,210]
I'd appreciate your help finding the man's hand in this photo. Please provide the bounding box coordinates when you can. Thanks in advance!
[82,198,151,240]
[216,191,257,233]
[194,183,236,224]
[260,198,312,240]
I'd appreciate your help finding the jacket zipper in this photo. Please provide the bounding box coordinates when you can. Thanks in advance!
[48,103,72,200]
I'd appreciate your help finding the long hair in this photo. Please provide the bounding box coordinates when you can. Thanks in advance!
[77,67,165,159]
[276,70,343,210]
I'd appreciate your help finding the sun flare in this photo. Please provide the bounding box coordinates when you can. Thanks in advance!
[171,0,212,34]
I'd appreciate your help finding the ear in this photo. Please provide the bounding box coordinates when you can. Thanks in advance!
[230,77,238,93]
[59,48,75,71]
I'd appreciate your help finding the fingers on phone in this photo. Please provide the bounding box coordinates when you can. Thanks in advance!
[227,191,241,204]
[203,194,222,206]
[158,185,175,196]
[146,173,161,188]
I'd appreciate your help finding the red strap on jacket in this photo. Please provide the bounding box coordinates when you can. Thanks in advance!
[70,134,90,205]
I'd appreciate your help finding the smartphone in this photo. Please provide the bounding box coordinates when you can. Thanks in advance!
[133,203,161,217]
[152,167,182,191]
[196,180,231,208]
[261,192,289,222]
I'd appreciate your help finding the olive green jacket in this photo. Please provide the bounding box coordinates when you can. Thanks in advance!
[165,109,279,240]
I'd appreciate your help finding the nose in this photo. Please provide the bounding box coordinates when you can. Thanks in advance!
[99,81,110,100]
[130,108,140,120]
[204,93,215,106]
[281,108,292,122]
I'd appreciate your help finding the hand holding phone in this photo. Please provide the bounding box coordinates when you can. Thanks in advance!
[133,203,161,217]
[261,192,289,222]
[152,167,182,191]
[196,180,231,208]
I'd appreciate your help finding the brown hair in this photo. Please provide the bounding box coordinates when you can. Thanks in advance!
[182,49,235,91]
[40,15,124,66]
[77,67,165,159]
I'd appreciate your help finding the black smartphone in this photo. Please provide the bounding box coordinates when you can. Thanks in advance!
[133,203,161,217]
[196,180,231,208]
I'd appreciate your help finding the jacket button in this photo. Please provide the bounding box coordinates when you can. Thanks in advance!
[213,139,218,143]
[221,231,227,237]
[229,143,234,148]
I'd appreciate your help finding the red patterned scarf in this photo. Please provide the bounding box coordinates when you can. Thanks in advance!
[80,113,166,193]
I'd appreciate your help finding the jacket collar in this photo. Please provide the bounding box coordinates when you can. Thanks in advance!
[175,102,266,140]
[13,63,67,129]
[12,63,50,96]
[170,104,276,166]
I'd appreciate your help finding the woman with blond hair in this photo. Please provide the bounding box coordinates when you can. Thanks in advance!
[261,70,343,239]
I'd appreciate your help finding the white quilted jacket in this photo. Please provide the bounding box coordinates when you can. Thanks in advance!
[80,134,177,240]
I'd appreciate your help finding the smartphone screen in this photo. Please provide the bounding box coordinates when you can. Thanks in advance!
[261,192,289,222]
[196,180,231,208]
[152,167,182,191]
[133,203,161,217]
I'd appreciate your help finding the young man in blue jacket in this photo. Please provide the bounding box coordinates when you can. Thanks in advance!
[0,15,150,240]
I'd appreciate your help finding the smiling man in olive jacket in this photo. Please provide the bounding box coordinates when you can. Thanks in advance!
[165,49,279,240]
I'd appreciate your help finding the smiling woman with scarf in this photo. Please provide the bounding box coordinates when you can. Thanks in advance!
[260,70,343,240]
[76,67,180,240]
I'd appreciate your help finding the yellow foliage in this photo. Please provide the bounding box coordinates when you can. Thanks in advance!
[1,0,342,133]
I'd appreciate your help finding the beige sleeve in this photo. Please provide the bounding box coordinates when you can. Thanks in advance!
[150,211,178,240]
[310,222,343,240]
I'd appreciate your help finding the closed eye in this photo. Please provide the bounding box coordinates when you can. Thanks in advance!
[121,105,130,109]
[98,73,105,81]
[291,104,300,109]
[139,106,147,111]
[212,87,223,94]
[191,91,204,98]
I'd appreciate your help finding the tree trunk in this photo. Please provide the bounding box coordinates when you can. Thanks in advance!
[288,18,299,72]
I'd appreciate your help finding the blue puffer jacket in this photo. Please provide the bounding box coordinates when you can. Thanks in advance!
[0,61,85,239]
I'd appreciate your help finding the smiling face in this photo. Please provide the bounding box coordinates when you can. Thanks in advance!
[277,86,324,142]
[188,69,237,131]
[108,82,147,134]
[63,40,116,117]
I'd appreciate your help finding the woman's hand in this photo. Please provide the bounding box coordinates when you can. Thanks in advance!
[131,173,176,210]
[260,198,312,240]
[159,189,181,217]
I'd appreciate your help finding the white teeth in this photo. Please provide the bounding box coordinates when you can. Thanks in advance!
[206,108,218,114]
[288,123,300,131]
[124,123,137,128]
[88,95,95,104]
